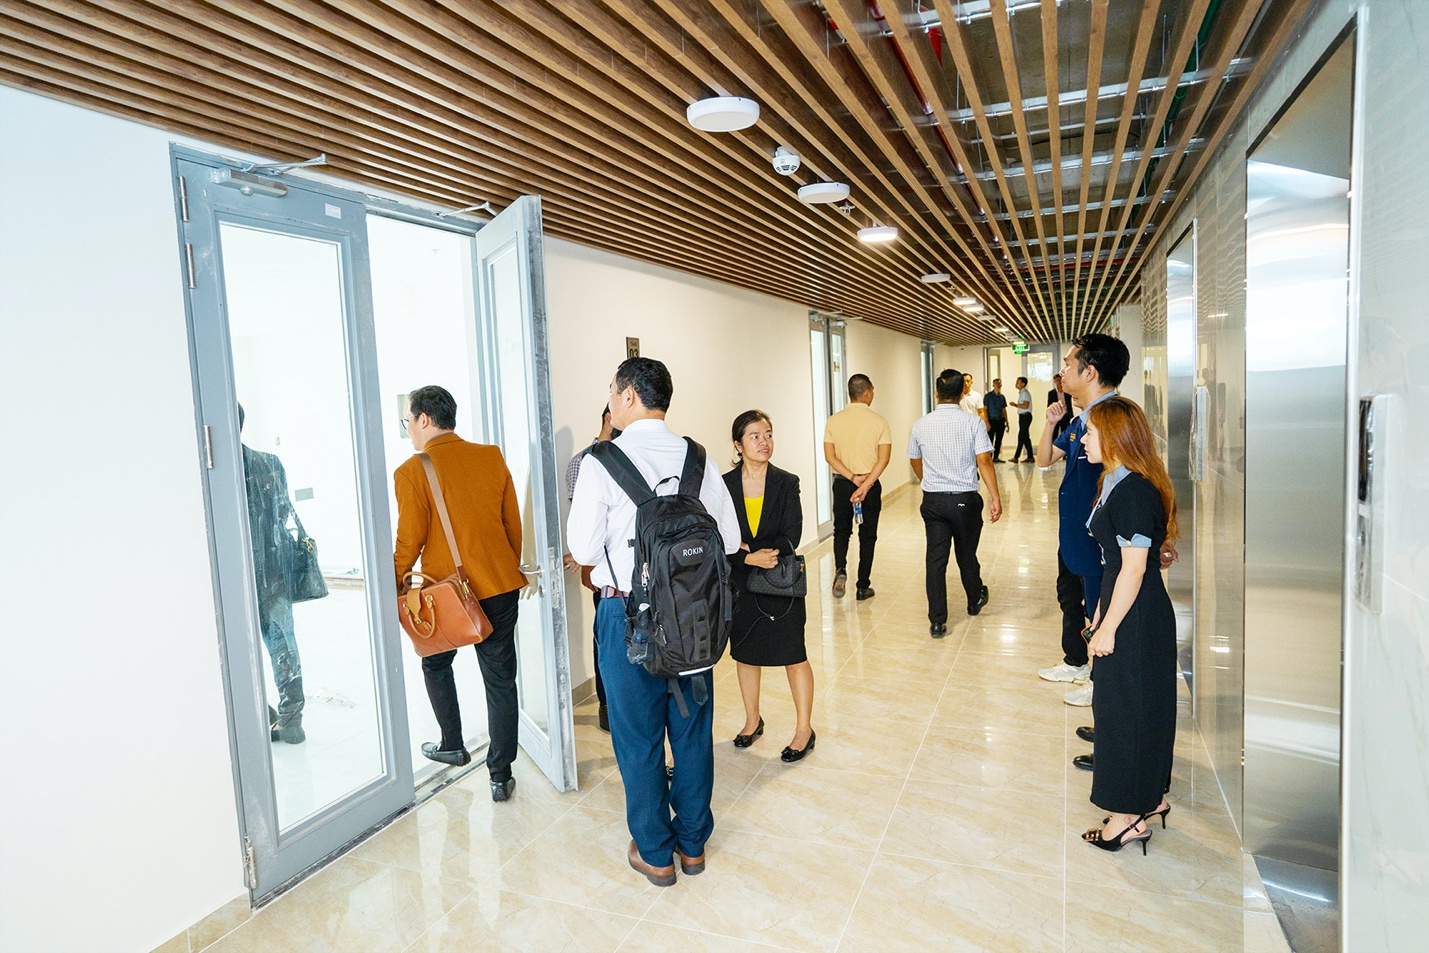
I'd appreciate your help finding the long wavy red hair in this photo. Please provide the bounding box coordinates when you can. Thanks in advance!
[1087,397,1179,544]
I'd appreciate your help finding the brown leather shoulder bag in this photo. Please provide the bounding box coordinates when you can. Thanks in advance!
[396,453,493,656]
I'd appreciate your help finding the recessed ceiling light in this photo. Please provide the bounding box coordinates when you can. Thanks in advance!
[920,272,951,283]
[798,182,851,204]
[857,225,898,243]
[686,96,760,132]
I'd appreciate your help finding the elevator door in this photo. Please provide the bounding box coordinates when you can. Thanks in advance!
[1165,228,1197,695]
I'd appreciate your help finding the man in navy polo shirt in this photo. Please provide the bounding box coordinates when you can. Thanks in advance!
[1033,334,1129,708]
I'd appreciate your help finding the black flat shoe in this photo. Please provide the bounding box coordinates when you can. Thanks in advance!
[422,742,472,766]
[490,778,515,802]
[781,729,816,763]
[930,622,948,638]
[1076,726,1095,743]
[733,717,764,748]
[855,587,875,601]
[967,585,989,615]
[1073,753,1094,771]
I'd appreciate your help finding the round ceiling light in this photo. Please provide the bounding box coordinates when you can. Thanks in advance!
[797,181,851,204]
[857,225,898,243]
[952,295,978,308]
[920,272,951,283]
[991,325,1010,332]
[686,96,760,132]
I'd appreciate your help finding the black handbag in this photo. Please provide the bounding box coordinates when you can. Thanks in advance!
[747,551,807,598]
[287,513,329,603]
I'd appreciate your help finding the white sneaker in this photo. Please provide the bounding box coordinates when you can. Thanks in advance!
[1064,683,1094,707]
[1038,662,1090,683]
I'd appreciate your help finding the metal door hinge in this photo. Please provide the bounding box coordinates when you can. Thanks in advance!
[203,425,215,469]
[178,175,189,222]
[185,243,197,289]
[243,836,257,889]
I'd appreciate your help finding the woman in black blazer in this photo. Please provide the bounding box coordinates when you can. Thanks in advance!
[724,410,815,763]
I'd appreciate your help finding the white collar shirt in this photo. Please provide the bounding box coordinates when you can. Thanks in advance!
[907,404,993,493]
[566,418,741,591]
[959,389,984,414]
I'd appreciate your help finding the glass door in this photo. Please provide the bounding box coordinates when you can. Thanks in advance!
[472,196,578,792]
[808,312,847,539]
[174,149,412,898]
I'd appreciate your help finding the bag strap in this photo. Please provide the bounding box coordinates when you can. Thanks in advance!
[589,440,656,505]
[679,437,705,496]
[417,453,475,593]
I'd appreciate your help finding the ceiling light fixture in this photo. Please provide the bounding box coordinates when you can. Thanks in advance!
[920,272,951,283]
[952,295,978,308]
[991,326,1010,332]
[964,303,985,314]
[798,182,851,204]
[857,225,898,243]
[686,96,760,132]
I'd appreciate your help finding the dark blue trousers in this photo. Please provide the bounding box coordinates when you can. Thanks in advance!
[595,596,715,868]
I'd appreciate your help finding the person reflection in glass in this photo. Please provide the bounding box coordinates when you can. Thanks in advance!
[239,404,306,744]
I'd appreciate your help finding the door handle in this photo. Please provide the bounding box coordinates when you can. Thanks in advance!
[519,563,544,575]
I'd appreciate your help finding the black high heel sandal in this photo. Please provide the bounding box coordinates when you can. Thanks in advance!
[1083,814,1153,854]
[1102,804,1171,829]
[733,717,764,748]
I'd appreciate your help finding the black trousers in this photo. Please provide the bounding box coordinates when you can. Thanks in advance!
[1056,549,1089,667]
[421,587,520,781]
[922,491,985,624]
[832,476,882,589]
[1013,414,1034,460]
[591,590,606,707]
[987,417,1007,458]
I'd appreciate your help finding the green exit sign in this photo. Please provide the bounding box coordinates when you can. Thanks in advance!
[1013,343,1028,354]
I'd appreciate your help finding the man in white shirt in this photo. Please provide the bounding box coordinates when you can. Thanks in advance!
[1011,376,1035,463]
[567,357,740,888]
[959,372,987,425]
[909,370,1002,638]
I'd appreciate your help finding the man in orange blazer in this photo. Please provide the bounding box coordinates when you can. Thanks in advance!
[394,385,528,802]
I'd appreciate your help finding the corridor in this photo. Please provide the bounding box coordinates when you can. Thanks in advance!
[181,465,1289,953]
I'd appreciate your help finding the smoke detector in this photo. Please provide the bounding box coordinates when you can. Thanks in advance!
[772,146,801,175]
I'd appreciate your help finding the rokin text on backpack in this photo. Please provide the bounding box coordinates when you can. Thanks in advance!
[590,438,733,714]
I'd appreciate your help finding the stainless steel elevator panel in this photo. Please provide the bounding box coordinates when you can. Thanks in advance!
[1165,233,1197,696]
[1243,100,1350,869]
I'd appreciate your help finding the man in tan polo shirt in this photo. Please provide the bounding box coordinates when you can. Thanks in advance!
[394,384,529,802]
[823,374,892,600]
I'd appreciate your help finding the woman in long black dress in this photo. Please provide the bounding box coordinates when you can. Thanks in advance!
[1080,397,1178,854]
[723,410,815,763]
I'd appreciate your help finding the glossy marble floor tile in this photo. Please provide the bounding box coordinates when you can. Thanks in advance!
[190,477,1290,953]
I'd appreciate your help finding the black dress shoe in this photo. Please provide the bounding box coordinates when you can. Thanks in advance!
[490,778,516,802]
[930,622,948,638]
[781,729,816,763]
[598,704,610,733]
[271,723,306,745]
[855,587,875,601]
[1076,726,1095,743]
[421,742,472,767]
[1073,753,1094,771]
[967,585,989,615]
[733,717,764,748]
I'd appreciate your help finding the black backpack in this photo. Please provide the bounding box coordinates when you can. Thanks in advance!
[590,438,733,712]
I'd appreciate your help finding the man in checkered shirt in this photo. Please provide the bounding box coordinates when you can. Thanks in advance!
[908,369,1003,638]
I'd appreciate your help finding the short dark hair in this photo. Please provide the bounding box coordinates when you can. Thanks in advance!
[614,357,673,412]
[601,405,611,427]
[1016,376,1028,387]
[1070,333,1130,387]
[848,374,873,400]
[237,402,246,431]
[408,385,457,430]
[935,368,965,401]
[731,409,772,445]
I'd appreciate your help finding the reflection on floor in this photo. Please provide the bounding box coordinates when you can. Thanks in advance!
[199,464,1293,952]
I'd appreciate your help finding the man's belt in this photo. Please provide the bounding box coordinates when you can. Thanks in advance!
[599,586,629,599]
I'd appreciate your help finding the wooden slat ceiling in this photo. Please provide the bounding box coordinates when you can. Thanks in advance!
[0,0,1304,345]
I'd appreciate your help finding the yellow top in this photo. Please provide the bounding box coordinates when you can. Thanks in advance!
[822,402,893,473]
[744,496,764,537]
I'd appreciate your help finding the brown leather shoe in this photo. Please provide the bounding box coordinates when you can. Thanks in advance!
[627,840,676,887]
[676,849,706,875]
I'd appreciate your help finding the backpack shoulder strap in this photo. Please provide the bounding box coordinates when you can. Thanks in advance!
[679,437,706,496]
[590,440,656,505]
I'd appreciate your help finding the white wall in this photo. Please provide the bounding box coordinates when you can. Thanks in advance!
[544,241,928,694]
[0,89,245,952]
